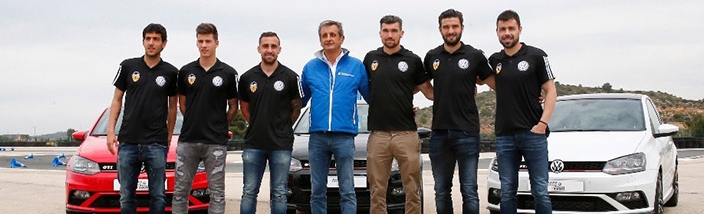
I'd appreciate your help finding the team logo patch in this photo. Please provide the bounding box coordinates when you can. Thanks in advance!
[398,61,408,72]
[517,61,530,71]
[432,59,440,70]
[274,80,285,91]
[131,71,140,82]
[155,76,166,87]
[212,76,223,87]
[495,63,502,74]
[187,74,196,85]
[371,60,378,71]
[458,59,469,70]
[249,81,257,93]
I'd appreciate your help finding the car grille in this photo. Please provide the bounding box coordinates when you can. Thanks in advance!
[98,162,176,172]
[300,160,367,169]
[518,161,605,172]
[518,195,617,211]
[89,193,177,208]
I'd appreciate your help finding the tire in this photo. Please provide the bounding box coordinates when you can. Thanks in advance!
[664,167,679,207]
[490,210,500,214]
[653,171,664,214]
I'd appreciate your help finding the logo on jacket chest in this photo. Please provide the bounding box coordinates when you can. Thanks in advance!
[132,71,140,82]
[273,80,285,91]
[249,81,257,93]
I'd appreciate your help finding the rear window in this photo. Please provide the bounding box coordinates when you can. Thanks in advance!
[550,98,646,132]
[294,104,370,134]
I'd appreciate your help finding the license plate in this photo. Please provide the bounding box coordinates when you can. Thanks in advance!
[113,179,167,191]
[547,180,583,192]
[327,176,367,188]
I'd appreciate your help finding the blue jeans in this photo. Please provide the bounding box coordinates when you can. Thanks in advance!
[429,130,480,214]
[496,130,552,214]
[117,142,167,214]
[308,132,357,214]
[240,149,292,214]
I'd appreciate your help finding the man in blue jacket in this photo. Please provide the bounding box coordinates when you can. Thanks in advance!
[300,19,370,214]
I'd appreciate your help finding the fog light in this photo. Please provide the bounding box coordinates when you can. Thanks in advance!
[390,187,405,196]
[615,192,641,202]
[191,189,210,197]
[491,188,502,197]
[72,190,91,199]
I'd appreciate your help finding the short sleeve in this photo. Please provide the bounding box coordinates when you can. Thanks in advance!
[535,54,555,85]
[411,56,428,85]
[237,74,249,102]
[112,62,127,91]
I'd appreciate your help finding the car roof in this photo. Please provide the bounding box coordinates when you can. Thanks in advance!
[558,93,646,101]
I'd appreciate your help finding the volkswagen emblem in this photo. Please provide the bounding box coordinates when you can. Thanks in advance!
[550,159,565,174]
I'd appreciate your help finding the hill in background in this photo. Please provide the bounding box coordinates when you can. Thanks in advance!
[415,82,704,138]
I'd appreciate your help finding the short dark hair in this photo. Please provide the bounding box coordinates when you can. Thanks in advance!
[259,31,280,45]
[142,23,167,42]
[497,10,521,27]
[318,20,344,37]
[380,15,403,30]
[196,23,218,40]
[438,9,463,27]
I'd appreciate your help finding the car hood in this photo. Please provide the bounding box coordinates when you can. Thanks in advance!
[547,131,647,161]
[291,133,370,160]
[75,135,178,163]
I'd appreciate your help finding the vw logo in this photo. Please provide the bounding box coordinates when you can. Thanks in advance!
[550,159,565,174]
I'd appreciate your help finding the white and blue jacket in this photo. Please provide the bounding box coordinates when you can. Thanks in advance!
[301,48,370,135]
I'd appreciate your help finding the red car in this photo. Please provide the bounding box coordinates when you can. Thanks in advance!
[66,108,210,213]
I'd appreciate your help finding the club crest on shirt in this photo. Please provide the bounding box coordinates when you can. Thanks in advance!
[131,71,140,82]
[518,61,530,71]
[155,76,166,87]
[274,80,285,91]
[212,76,223,87]
[371,60,378,71]
[398,61,408,72]
[249,81,257,93]
[458,58,469,70]
[495,63,502,74]
[432,59,440,70]
[187,73,196,85]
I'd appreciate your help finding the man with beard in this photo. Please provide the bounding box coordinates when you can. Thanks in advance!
[423,9,495,214]
[172,23,238,214]
[107,23,177,214]
[488,10,556,214]
[362,15,433,214]
[238,31,302,214]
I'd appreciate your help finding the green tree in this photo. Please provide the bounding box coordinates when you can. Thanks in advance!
[686,113,704,137]
[229,112,248,140]
[67,128,77,140]
[602,82,613,92]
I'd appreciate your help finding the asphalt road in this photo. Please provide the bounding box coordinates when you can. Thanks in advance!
[2,147,704,213]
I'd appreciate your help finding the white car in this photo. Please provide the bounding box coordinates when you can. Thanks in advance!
[487,93,679,214]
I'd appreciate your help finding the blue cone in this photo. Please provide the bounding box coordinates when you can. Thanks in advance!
[24,153,34,159]
[0,148,5,152]
[10,158,27,168]
[56,153,66,159]
[9,147,14,151]
[52,157,66,167]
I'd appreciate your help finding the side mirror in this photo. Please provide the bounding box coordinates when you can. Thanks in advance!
[72,131,87,142]
[227,131,233,139]
[654,124,679,138]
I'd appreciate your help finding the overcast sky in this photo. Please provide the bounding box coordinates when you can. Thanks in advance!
[1,0,702,135]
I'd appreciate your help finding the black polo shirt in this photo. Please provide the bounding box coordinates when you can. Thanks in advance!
[177,59,238,145]
[489,43,555,136]
[423,43,493,132]
[238,63,302,150]
[112,57,178,145]
[363,47,427,131]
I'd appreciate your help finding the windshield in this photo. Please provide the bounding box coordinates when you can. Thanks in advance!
[294,104,370,134]
[91,109,184,136]
[549,98,646,132]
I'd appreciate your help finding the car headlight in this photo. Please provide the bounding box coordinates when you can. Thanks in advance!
[603,153,646,175]
[390,158,399,172]
[290,158,302,172]
[197,161,205,173]
[69,155,100,175]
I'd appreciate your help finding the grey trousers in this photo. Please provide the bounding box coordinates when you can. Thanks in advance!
[172,142,227,214]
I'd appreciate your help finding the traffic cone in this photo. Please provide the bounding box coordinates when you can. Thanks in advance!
[0,148,5,152]
[56,153,66,159]
[24,153,34,159]
[52,157,66,167]
[10,159,27,168]
[9,147,14,151]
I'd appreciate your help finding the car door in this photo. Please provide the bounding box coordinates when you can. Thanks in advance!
[645,99,675,185]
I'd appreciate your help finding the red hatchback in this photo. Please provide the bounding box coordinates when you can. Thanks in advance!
[66,108,210,213]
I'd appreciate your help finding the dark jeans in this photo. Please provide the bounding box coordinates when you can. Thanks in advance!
[496,130,552,214]
[240,148,292,214]
[117,142,167,214]
[429,130,481,214]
